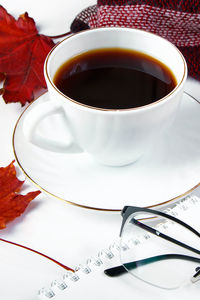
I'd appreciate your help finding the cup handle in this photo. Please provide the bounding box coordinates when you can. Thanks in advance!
[23,99,82,153]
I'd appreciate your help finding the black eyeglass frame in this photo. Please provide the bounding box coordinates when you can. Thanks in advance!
[120,206,200,238]
[105,205,200,281]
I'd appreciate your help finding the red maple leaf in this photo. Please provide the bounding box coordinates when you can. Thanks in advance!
[0,6,55,105]
[0,161,41,229]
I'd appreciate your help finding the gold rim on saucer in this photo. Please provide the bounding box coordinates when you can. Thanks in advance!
[12,92,200,212]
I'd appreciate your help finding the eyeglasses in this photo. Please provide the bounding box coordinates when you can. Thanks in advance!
[105,206,200,289]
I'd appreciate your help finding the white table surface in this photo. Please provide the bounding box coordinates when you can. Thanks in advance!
[0,1,200,299]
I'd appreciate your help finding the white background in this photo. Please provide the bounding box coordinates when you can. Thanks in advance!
[0,1,200,299]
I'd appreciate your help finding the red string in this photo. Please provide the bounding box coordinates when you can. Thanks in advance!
[0,237,74,272]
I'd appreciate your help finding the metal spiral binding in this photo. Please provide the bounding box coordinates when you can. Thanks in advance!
[38,239,129,299]
[38,288,55,299]
[165,195,198,217]
[51,280,67,290]
[38,195,199,299]
[156,195,198,232]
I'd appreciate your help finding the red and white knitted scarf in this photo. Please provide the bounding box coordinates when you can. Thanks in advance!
[70,0,200,80]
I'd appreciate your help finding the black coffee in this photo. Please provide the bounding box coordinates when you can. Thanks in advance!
[53,48,177,109]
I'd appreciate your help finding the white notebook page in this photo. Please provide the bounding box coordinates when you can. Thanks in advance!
[37,195,200,300]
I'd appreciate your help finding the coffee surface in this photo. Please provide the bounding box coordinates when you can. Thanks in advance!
[53,48,177,109]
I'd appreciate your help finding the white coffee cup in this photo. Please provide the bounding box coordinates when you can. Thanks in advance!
[24,27,187,166]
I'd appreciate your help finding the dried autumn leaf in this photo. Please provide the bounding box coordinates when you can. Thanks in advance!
[0,161,41,229]
[0,6,55,105]
[0,160,24,197]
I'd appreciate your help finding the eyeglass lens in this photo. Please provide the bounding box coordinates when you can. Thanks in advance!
[120,211,200,289]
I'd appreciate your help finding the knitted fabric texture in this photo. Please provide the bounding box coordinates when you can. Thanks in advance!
[70,0,200,80]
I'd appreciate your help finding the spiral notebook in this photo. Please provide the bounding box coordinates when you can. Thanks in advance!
[37,195,200,300]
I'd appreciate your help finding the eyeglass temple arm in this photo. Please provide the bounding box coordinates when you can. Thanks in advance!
[120,206,200,239]
[105,219,200,277]
[132,219,200,256]
[104,254,200,277]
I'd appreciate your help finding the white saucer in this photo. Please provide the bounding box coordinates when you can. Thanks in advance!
[13,92,200,211]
